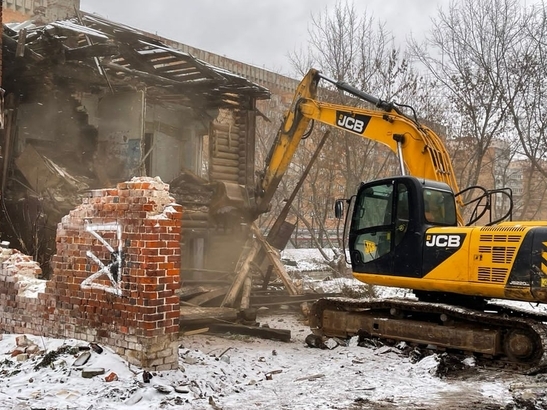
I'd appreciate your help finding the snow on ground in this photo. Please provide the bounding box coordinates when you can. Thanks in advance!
[1,248,547,409]
[0,310,542,410]
[0,312,532,410]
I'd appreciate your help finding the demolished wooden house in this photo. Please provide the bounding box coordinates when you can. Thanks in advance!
[0,12,331,331]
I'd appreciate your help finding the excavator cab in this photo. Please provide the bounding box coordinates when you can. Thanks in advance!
[347,175,457,277]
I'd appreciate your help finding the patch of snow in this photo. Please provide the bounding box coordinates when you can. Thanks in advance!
[16,275,47,298]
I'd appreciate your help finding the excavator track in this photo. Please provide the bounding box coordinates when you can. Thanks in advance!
[309,297,547,373]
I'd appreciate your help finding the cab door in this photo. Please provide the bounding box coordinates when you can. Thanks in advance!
[349,178,423,276]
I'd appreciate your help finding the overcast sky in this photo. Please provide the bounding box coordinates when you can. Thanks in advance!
[79,0,442,76]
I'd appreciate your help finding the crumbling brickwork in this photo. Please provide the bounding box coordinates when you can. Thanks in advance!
[0,176,182,370]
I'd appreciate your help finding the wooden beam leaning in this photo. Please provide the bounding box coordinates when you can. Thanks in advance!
[221,222,301,308]
[251,224,300,296]
[220,224,262,307]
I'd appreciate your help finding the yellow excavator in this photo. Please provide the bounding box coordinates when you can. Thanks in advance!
[254,68,547,370]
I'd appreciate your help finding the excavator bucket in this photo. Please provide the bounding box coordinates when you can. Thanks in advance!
[209,181,254,222]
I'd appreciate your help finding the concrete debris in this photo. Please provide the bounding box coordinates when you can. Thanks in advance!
[72,351,91,367]
[124,392,143,405]
[81,368,106,378]
[154,384,174,394]
[16,353,29,362]
[375,345,403,355]
[174,385,190,394]
[323,338,339,350]
[16,335,32,347]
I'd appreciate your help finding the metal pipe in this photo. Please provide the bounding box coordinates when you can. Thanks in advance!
[393,134,406,176]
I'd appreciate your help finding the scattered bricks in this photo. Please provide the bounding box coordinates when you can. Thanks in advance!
[16,335,31,347]
[16,353,29,362]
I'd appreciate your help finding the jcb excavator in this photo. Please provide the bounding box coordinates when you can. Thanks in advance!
[255,68,547,370]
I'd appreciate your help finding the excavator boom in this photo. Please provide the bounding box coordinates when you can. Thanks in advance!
[255,69,463,223]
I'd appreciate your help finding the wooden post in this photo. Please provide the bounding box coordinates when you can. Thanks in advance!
[220,223,261,307]
[240,277,252,310]
[251,224,299,296]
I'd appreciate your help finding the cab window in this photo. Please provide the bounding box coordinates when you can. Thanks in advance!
[423,189,457,225]
[350,182,410,263]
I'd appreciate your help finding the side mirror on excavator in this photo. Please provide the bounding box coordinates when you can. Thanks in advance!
[334,199,345,219]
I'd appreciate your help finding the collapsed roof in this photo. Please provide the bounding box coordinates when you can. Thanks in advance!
[3,11,270,110]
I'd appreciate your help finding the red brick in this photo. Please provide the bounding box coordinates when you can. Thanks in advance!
[140,248,159,256]
[166,268,179,276]
[165,310,179,320]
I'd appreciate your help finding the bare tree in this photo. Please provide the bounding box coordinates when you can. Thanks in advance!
[410,0,547,221]
[409,0,545,221]
[503,3,547,193]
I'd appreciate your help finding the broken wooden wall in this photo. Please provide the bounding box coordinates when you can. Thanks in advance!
[175,105,259,287]
[1,11,270,294]
[210,108,254,187]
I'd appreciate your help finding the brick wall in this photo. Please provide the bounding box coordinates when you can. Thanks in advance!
[0,176,182,370]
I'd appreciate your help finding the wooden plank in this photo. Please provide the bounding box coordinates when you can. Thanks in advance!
[210,172,239,182]
[183,211,209,220]
[104,62,182,86]
[16,28,27,58]
[182,328,210,336]
[211,157,239,167]
[207,323,291,342]
[212,123,241,133]
[240,277,252,310]
[210,164,239,175]
[250,293,341,306]
[211,144,240,154]
[251,224,299,296]
[213,130,246,139]
[179,306,238,327]
[181,220,210,228]
[186,287,229,306]
[213,151,240,161]
[179,285,209,301]
[213,137,241,148]
[221,229,261,307]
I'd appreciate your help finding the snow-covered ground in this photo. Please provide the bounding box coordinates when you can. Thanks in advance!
[1,248,547,409]
[0,310,544,410]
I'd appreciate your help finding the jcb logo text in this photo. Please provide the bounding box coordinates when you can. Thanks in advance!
[336,111,370,134]
[425,234,461,248]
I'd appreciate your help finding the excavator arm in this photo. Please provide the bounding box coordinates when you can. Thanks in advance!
[253,69,320,216]
[255,68,463,224]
